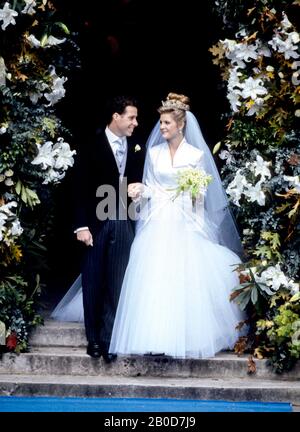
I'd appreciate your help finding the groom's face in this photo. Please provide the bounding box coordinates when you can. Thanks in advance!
[115,106,138,137]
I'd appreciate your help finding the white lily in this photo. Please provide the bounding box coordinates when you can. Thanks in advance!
[31,141,55,169]
[0,2,18,31]
[245,181,266,206]
[251,155,272,180]
[22,0,36,15]
[53,139,76,170]
[241,77,268,100]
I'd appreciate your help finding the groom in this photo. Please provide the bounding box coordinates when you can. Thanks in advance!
[73,95,144,362]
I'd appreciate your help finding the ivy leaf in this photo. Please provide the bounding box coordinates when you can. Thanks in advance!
[208,42,225,60]
[254,245,272,259]
[261,231,281,251]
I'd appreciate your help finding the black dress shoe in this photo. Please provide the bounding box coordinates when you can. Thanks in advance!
[102,351,117,364]
[87,342,102,358]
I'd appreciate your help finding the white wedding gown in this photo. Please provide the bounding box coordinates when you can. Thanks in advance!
[52,139,245,359]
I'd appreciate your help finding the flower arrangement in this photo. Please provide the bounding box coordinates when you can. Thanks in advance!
[173,168,213,205]
[0,0,80,353]
[210,0,300,372]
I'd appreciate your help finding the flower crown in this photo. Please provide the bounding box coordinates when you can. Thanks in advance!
[161,99,190,111]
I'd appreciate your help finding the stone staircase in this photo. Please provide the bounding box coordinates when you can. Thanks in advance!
[0,320,300,408]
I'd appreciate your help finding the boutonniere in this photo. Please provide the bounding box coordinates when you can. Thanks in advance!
[134,144,141,153]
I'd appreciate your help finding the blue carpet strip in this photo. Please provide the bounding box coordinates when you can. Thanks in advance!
[0,396,292,412]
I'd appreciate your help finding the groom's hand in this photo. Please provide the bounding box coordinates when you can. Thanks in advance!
[77,229,93,247]
[128,182,144,200]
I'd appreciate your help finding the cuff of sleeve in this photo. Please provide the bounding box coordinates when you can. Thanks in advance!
[74,226,89,234]
[141,185,152,199]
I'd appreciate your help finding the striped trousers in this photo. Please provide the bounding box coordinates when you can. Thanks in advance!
[81,219,134,349]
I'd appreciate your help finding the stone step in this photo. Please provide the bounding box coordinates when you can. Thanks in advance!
[29,320,86,348]
[1,347,299,381]
[0,373,299,404]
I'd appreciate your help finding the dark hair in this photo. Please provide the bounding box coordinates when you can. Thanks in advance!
[105,95,138,124]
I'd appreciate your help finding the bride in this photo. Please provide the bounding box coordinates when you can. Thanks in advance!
[52,92,246,359]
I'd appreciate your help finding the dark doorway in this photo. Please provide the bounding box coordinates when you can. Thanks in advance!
[56,0,225,141]
[44,0,226,307]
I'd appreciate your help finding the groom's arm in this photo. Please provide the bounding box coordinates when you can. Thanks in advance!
[72,144,91,233]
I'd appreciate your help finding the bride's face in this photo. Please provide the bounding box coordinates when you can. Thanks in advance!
[160,113,179,141]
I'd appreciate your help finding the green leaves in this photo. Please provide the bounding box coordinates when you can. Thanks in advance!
[254,232,281,260]
[54,22,70,35]
[213,141,221,154]
[15,180,41,208]
[0,274,42,352]
[0,0,79,353]
[210,0,300,373]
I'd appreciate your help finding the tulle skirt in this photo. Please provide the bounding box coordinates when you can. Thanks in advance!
[109,199,245,359]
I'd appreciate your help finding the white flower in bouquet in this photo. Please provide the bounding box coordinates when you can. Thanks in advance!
[173,168,213,205]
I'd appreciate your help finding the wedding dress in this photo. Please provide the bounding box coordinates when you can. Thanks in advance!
[109,139,245,358]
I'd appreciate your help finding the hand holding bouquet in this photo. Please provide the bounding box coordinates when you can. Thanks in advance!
[173,168,213,206]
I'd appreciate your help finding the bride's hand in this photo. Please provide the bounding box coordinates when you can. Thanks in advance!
[128,182,144,199]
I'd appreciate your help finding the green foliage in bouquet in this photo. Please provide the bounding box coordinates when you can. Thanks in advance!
[173,168,213,205]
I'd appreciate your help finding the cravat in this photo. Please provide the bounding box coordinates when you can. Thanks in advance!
[115,138,125,165]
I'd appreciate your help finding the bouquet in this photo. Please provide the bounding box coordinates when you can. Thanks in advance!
[173,168,213,206]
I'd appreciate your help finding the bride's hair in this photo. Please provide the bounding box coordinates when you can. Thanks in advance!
[158,92,190,125]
